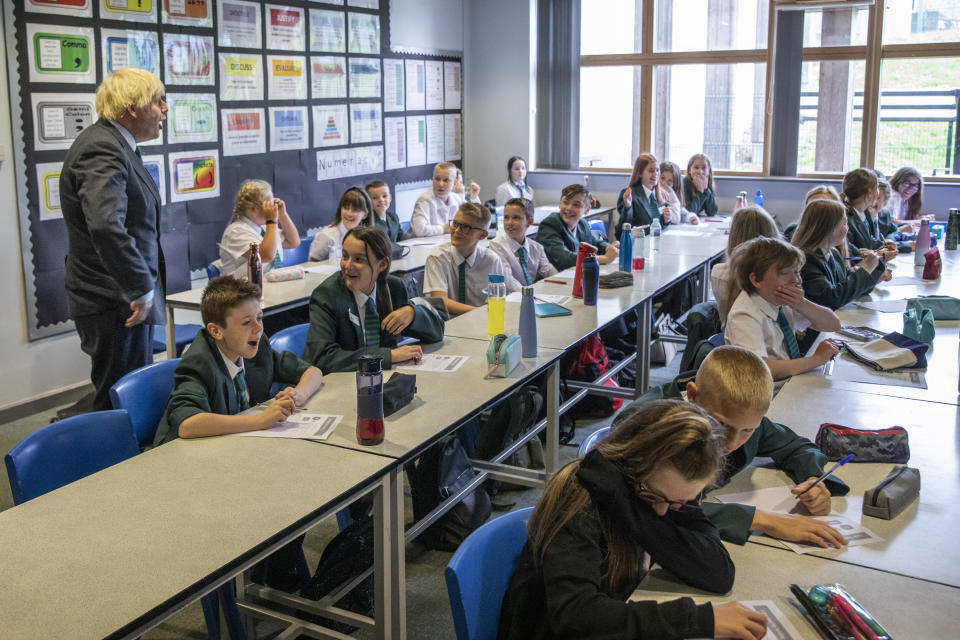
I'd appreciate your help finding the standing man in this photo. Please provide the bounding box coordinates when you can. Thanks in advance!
[60,68,168,411]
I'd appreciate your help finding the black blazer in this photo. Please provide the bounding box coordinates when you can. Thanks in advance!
[535,212,610,271]
[60,119,165,323]
[845,207,883,253]
[801,248,883,310]
[615,185,670,238]
[373,210,402,242]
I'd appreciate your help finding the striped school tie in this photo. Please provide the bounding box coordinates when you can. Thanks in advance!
[516,246,533,285]
[776,307,802,359]
[458,261,467,304]
[234,370,250,412]
[364,298,380,347]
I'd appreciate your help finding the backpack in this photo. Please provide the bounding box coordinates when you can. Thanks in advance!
[474,384,546,493]
[561,334,624,425]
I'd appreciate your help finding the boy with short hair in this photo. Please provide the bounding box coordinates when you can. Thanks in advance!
[423,202,516,316]
[614,345,849,548]
[366,180,401,242]
[536,183,619,271]
[409,162,481,237]
[489,197,557,286]
[154,276,324,446]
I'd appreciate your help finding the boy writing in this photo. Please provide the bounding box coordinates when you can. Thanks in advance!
[366,180,401,242]
[536,184,618,271]
[409,162,481,237]
[489,197,558,285]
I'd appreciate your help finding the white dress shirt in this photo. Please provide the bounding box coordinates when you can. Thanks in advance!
[422,243,511,307]
[489,234,556,286]
[309,222,349,261]
[220,218,285,279]
[724,290,811,361]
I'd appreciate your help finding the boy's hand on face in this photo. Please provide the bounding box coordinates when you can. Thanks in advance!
[771,282,804,308]
[753,509,848,548]
[792,476,832,514]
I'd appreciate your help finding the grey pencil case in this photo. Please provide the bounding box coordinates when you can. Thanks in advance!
[862,465,920,520]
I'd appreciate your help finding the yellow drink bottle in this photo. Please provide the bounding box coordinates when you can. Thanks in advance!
[487,273,506,335]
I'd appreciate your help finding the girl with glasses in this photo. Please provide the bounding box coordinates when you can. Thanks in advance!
[888,166,924,223]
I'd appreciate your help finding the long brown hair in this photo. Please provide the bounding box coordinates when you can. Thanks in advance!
[343,226,395,323]
[840,168,878,210]
[889,166,923,220]
[527,400,722,591]
[627,153,665,203]
[686,153,716,193]
[792,199,847,255]
[659,161,685,207]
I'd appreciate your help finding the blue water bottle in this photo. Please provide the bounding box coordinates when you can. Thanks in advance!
[519,286,538,357]
[754,189,764,206]
[619,222,633,272]
[582,253,600,306]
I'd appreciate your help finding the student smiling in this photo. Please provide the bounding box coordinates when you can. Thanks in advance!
[537,184,618,271]
[309,187,373,261]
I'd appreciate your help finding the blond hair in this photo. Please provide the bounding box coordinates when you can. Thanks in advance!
[694,346,773,416]
[434,162,456,176]
[792,199,847,254]
[231,180,271,223]
[458,202,491,228]
[95,68,164,121]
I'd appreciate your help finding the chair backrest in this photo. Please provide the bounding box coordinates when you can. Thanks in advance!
[589,219,607,239]
[578,425,611,457]
[206,261,221,280]
[445,507,533,640]
[708,332,725,347]
[109,358,180,446]
[269,323,310,358]
[4,410,139,505]
[282,241,311,266]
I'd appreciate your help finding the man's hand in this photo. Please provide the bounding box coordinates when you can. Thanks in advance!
[125,299,152,327]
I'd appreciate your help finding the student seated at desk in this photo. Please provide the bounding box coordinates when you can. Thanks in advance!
[309,186,372,261]
[613,346,850,548]
[724,237,841,381]
[498,400,767,640]
[684,153,719,218]
[659,160,699,225]
[366,180,401,242]
[711,205,779,324]
[220,180,301,278]
[887,165,924,223]
[842,168,898,262]
[304,226,444,372]
[537,184,619,271]
[495,155,534,206]
[870,169,913,254]
[489,198,557,286]
[616,153,694,237]
[409,162,481,237]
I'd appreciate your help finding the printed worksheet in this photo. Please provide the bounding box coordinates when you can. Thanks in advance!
[232,411,342,441]
[396,354,468,373]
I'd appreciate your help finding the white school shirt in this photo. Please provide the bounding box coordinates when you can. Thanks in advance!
[661,187,698,224]
[887,192,909,220]
[423,243,510,307]
[220,218,285,279]
[309,222,349,261]
[710,263,732,327]
[409,190,480,237]
[489,234,557,286]
[724,290,812,361]
[494,181,534,206]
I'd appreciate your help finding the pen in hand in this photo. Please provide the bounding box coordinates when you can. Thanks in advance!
[796,453,854,497]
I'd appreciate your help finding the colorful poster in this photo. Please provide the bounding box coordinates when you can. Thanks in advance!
[218,0,262,49]
[268,55,307,100]
[100,0,156,23]
[425,60,443,110]
[405,115,426,166]
[310,56,346,99]
[35,162,64,221]
[219,54,264,101]
[382,58,404,112]
[265,5,305,50]
[269,106,309,151]
[27,24,96,84]
[166,93,218,144]
[404,59,425,111]
[141,154,167,205]
[31,93,96,151]
[162,0,212,26]
[221,109,266,156]
[347,12,380,54]
[25,0,92,19]
[163,34,215,85]
[168,150,219,202]
[101,29,160,76]
[316,146,383,180]
[426,114,443,163]
[309,9,345,52]
[444,113,461,161]
[443,61,461,110]
[384,116,405,170]
[312,104,348,148]
[350,103,381,144]
[348,57,380,98]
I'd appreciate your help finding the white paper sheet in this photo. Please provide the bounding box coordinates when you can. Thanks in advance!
[348,57,381,98]
[823,354,928,389]
[309,8,346,52]
[443,61,461,109]
[405,115,427,166]
[265,4,305,50]
[424,60,443,110]
[267,55,307,100]
[383,58,405,111]
[444,113,461,161]
[221,108,266,156]
[396,354,468,373]
[232,411,342,441]
[310,56,347,98]
[405,59,426,111]
[778,515,883,554]
[350,103,383,144]
[738,601,805,640]
[425,114,444,163]
[854,299,908,313]
[506,292,570,305]
[384,117,406,170]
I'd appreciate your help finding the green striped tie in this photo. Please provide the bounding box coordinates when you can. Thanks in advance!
[517,246,532,285]
[259,227,283,268]
[364,298,380,347]
[777,307,802,359]
[458,261,467,304]
[234,370,250,412]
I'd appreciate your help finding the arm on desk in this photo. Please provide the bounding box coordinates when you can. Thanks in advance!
[274,365,324,407]
[763,346,837,380]
[429,291,476,317]
[179,398,296,439]
[302,283,394,372]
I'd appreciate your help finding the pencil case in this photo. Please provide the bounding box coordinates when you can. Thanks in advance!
[486,334,521,377]
[909,294,960,319]
[598,272,633,288]
[863,465,920,520]
[382,372,417,417]
[265,267,305,282]
[790,583,892,640]
[815,423,910,463]
[902,305,935,344]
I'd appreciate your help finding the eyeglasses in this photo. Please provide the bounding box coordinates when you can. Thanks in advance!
[451,220,485,233]
[904,181,920,190]
[636,482,702,512]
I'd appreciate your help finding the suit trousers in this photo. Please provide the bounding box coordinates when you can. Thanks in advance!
[74,307,155,411]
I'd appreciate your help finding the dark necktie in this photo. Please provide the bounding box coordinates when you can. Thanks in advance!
[234,370,250,412]
[648,190,659,221]
[777,307,801,359]
[364,298,380,347]
[458,260,467,304]
[517,246,532,285]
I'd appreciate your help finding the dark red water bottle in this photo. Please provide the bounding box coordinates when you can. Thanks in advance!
[572,242,598,298]
[356,355,384,445]
[248,241,263,300]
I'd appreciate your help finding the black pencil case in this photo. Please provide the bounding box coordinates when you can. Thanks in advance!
[382,372,416,417]
[862,465,920,520]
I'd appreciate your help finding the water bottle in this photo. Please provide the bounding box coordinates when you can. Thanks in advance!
[733,191,747,213]
[572,242,597,298]
[329,242,342,266]
[946,208,959,251]
[914,219,931,266]
[754,189,764,206]
[487,273,506,335]
[355,355,384,445]
[247,242,263,299]
[518,286,538,357]
[649,218,661,252]
[631,227,645,271]
[496,212,504,238]
[581,253,600,306]
[619,222,633,272]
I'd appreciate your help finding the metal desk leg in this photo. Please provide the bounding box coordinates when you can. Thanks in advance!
[374,466,406,639]
[698,262,710,303]
[545,361,560,474]
[165,305,177,359]
[637,298,652,394]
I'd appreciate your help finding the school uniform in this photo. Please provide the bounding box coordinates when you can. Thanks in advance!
[220,218,285,278]
[489,234,557,286]
[494,181,534,206]
[801,247,884,310]
[877,207,913,253]
[724,290,811,361]
[846,206,884,253]
[709,263,733,323]
[683,181,718,218]
[535,212,611,271]
[887,192,912,221]
[373,209,402,242]
[423,243,515,306]
[497,449,732,640]
[615,185,666,238]
[303,273,444,372]
[309,222,350,261]
[409,190,480,237]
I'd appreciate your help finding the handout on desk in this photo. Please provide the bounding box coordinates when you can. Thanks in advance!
[396,353,468,373]
[232,411,343,441]
[822,353,927,389]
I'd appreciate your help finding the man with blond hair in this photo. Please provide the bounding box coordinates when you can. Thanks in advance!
[60,68,168,412]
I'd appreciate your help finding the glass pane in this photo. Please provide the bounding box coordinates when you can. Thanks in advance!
[653,0,768,52]
[579,66,636,168]
[802,7,869,47]
[874,57,960,176]
[581,0,640,55]
[796,60,866,174]
[651,63,765,172]
[883,1,960,45]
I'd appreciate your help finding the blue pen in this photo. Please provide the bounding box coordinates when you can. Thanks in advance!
[796,453,855,497]
[843,256,863,261]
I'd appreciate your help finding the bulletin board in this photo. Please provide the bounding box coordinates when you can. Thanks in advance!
[3,0,464,340]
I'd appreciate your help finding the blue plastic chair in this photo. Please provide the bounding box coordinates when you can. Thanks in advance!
[268,323,309,358]
[206,262,221,281]
[708,332,725,347]
[400,220,411,234]
[445,507,533,640]
[152,324,202,356]
[110,359,180,447]
[589,219,607,240]
[282,241,311,266]
[578,425,611,457]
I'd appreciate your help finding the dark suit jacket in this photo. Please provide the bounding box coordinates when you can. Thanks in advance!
[60,119,165,323]
[801,248,882,310]
[683,181,718,217]
[303,274,445,372]
[615,185,667,238]
[154,329,311,445]
[373,210,402,242]
[535,212,610,271]
[846,207,883,254]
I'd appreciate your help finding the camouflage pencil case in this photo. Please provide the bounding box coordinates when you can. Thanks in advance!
[815,423,910,463]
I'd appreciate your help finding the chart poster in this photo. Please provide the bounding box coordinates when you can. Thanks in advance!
[101,29,160,77]
[404,59,425,111]
[309,9,345,52]
[31,93,96,151]
[426,113,443,163]
[444,113,461,161]
[100,0,156,23]
[163,34,215,86]
[382,58,404,112]
[349,102,381,144]
[265,5,305,51]
[347,12,380,54]
[348,57,380,99]
[405,115,426,167]
[27,24,96,84]
[162,0,212,26]
[166,93,218,144]
[316,145,383,180]
[310,56,346,99]
[424,60,443,110]
[384,116,405,170]
[269,106,308,151]
[443,61,461,110]
[218,0,262,49]
[221,108,266,156]
[141,154,167,205]
[35,162,63,221]
[169,150,219,202]
[312,104,348,148]
[347,0,378,8]
[219,54,264,101]
[25,0,92,19]
[268,55,307,100]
